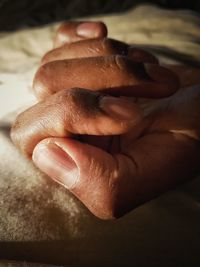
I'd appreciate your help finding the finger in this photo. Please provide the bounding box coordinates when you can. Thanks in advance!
[42,38,158,65]
[42,38,128,65]
[32,137,137,219]
[33,55,179,101]
[11,88,142,157]
[54,21,108,48]
[41,38,158,64]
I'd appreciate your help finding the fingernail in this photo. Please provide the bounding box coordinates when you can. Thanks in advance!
[100,96,142,122]
[77,22,99,38]
[32,142,79,189]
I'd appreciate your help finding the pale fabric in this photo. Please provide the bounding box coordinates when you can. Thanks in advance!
[0,5,200,266]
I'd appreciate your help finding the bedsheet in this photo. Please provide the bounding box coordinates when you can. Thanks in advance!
[0,5,200,266]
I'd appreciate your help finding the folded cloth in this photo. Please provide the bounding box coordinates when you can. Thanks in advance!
[0,5,200,266]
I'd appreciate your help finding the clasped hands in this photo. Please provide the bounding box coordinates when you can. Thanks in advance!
[11,22,200,219]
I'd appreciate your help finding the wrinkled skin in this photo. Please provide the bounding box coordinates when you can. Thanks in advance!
[11,22,200,219]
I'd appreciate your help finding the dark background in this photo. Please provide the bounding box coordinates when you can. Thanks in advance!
[0,0,199,31]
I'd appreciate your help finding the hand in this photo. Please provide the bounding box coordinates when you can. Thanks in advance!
[11,22,200,219]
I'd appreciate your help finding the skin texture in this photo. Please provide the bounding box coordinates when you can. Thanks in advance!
[53,21,108,48]
[11,21,200,219]
[34,55,178,100]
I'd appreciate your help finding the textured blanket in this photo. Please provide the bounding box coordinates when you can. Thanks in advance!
[0,5,200,266]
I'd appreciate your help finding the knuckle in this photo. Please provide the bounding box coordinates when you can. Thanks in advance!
[33,63,47,84]
[95,160,133,220]
[60,88,100,119]
[56,22,72,36]
[102,38,128,55]
[92,179,125,220]
[11,99,56,156]
[55,22,80,45]
[102,38,115,53]
[41,50,54,65]
[43,88,101,135]
[11,113,27,155]
[93,195,124,220]
[33,63,51,99]
[41,47,63,65]
[113,55,146,81]
[10,118,20,146]
[114,54,128,71]
[79,160,125,220]
[57,23,66,35]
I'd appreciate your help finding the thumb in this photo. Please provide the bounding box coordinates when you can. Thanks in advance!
[32,137,122,219]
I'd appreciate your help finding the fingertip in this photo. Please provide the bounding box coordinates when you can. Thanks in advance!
[54,21,108,48]
[144,64,180,96]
